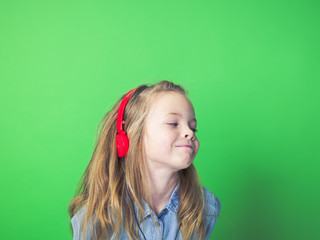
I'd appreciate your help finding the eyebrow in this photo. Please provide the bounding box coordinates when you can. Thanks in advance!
[167,112,197,122]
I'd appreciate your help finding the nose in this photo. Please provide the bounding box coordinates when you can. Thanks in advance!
[184,129,195,140]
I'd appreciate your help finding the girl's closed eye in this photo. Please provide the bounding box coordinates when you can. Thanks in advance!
[168,122,178,127]
[168,123,198,133]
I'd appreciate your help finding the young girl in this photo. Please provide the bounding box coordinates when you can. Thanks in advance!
[68,80,221,240]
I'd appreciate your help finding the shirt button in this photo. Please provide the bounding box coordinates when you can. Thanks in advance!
[155,222,160,227]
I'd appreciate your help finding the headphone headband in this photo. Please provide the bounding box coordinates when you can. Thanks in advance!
[116,88,137,132]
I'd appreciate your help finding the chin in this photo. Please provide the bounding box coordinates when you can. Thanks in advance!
[180,158,194,169]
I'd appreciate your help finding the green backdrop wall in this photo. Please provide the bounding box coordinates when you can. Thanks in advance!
[1,0,319,239]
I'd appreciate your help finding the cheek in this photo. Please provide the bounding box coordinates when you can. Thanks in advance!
[156,128,174,142]
[145,130,170,149]
[195,139,200,153]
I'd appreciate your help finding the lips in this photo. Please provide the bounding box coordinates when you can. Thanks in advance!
[176,145,192,149]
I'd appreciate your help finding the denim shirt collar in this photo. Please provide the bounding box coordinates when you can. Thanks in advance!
[133,183,179,221]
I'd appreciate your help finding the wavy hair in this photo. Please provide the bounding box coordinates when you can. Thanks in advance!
[68,80,209,240]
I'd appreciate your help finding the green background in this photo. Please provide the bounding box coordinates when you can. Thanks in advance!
[1,0,319,239]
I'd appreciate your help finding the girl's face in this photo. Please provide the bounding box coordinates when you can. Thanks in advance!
[143,92,200,172]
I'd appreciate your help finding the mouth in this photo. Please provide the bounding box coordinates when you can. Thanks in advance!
[176,145,193,149]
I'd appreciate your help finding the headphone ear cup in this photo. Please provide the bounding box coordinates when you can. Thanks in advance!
[116,132,129,158]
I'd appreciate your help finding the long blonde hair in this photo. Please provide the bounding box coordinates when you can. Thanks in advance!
[68,80,209,240]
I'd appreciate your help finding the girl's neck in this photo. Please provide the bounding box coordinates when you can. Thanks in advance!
[147,168,179,216]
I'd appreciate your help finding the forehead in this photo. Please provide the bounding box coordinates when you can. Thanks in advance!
[148,92,195,118]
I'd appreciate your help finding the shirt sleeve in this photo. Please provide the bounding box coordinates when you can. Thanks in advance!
[71,215,80,240]
[203,188,222,240]
[70,206,91,240]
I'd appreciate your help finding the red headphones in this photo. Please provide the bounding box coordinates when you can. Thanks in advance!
[116,88,137,158]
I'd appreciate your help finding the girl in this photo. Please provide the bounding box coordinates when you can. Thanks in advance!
[68,80,221,240]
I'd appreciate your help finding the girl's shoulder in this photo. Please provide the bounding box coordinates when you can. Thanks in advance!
[71,205,94,240]
[201,187,222,216]
[71,205,87,224]
[201,187,221,239]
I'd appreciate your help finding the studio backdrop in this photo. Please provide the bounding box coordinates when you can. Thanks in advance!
[0,0,319,239]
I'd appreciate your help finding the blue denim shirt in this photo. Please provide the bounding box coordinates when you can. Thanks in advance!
[71,186,221,240]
